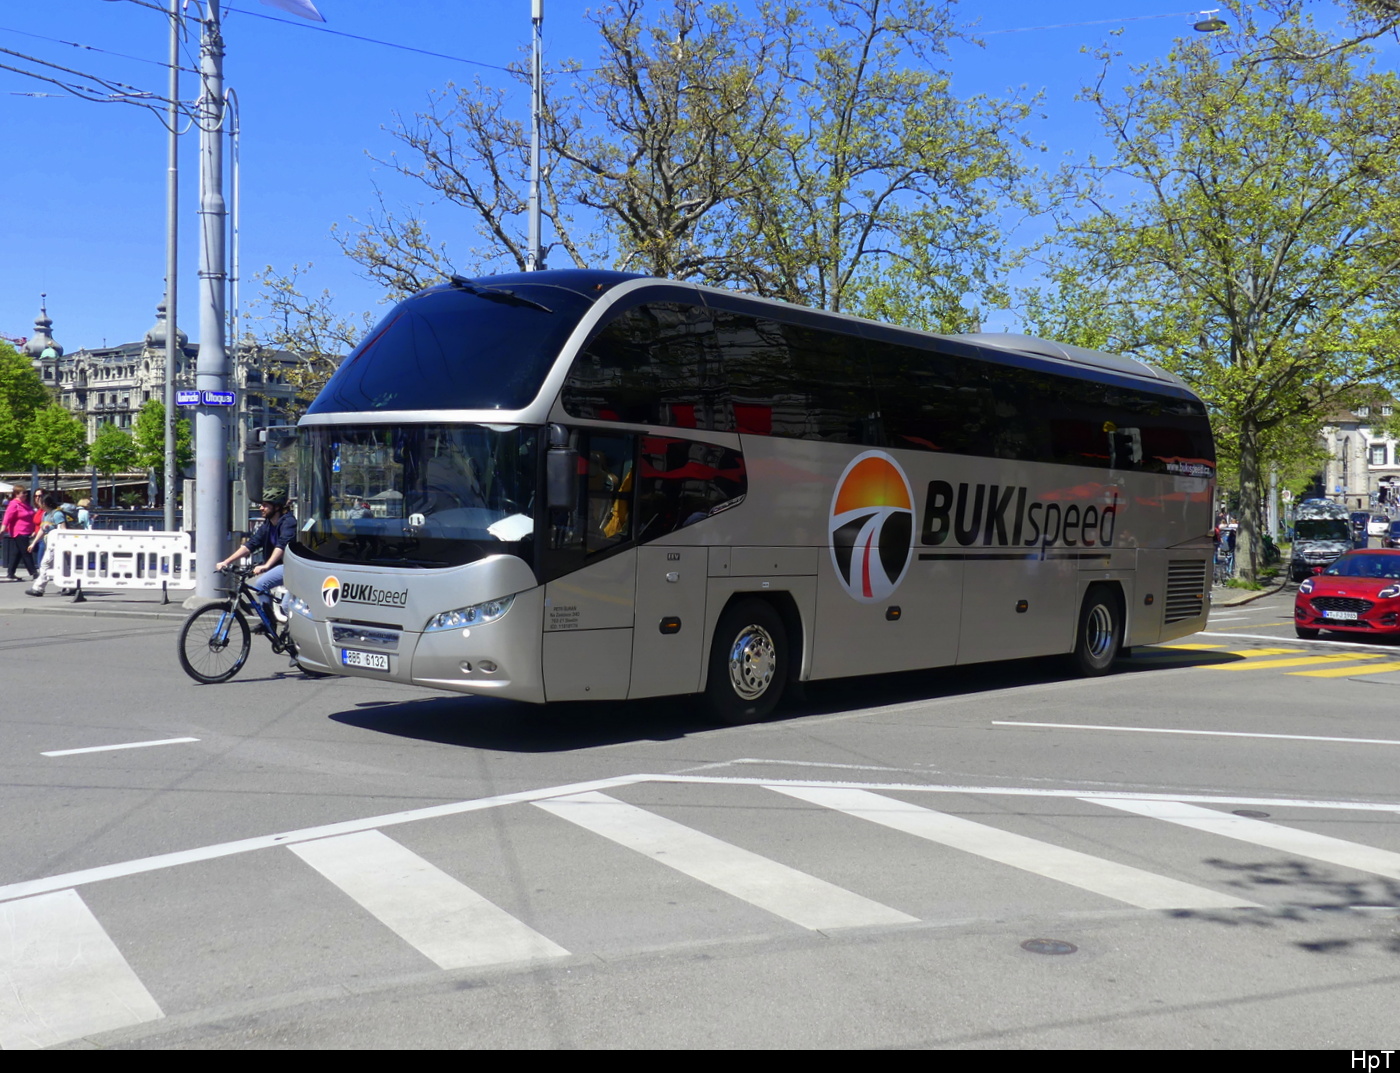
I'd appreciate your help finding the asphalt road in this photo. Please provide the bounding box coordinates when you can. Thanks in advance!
[2,586,1399,1049]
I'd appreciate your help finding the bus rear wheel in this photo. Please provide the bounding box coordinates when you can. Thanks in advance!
[1070,585,1122,677]
[704,598,788,725]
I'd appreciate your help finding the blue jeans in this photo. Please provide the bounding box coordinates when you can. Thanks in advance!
[252,564,284,620]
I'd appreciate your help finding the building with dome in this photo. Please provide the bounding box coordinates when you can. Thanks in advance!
[22,298,306,458]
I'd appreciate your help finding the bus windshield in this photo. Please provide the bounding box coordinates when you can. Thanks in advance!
[295,424,538,569]
[306,282,599,415]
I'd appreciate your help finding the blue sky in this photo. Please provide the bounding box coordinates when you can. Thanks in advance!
[0,1,1315,353]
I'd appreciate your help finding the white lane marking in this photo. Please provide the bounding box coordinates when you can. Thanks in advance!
[1090,799,1400,882]
[5,775,1400,906]
[992,722,1400,747]
[0,773,651,905]
[289,830,567,971]
[767,785,1257,910]
[0,889,163,1050]
[41,737,199,757]
[535,791,916,931]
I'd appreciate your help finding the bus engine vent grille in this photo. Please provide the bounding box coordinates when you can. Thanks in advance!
[1164,560,1208,623]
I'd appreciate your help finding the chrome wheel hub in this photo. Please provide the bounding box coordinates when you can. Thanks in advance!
[727,624,776,700]
[1085,604,1114,658]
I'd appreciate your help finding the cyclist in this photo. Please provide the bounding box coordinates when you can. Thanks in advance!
[215,488,295,629]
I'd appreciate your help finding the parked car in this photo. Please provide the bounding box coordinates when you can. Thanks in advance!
[1386,520,1400,549]
[1370,513,1392,537]
[1349,511,1372,548]
[1291,501,1355,580]
[1294,549,1400,639]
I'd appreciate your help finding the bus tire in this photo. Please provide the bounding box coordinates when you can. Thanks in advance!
[1070,585,1122,677]
[704,598,788,725]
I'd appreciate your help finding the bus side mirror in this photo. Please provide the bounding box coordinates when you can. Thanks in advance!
[546,424,578,511]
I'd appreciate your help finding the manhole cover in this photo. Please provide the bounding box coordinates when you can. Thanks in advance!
[1021,938,1077,955]
[1232,810,1270,818]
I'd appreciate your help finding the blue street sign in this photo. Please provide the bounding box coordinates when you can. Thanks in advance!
[176,389,201,406]
[201,390,236,406]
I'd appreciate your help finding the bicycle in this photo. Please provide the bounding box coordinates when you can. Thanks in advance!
[176,564,321,683]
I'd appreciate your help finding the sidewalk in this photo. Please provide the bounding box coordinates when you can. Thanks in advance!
[1213,576,1290,606]
[0,576,192,620]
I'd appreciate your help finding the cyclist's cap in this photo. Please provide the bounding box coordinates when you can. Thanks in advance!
[259,488,289,508]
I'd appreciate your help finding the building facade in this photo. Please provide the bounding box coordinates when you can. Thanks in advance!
[1318,399,1400,511]
[21,300,307,465]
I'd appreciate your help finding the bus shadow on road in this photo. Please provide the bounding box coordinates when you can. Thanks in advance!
[329,692,719,751]
[1117,647,1244,671]
[326,649,1236,752]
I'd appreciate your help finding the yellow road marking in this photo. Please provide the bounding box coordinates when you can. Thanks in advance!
[1290,660,1400,677]
[1214,653,1387,670]
[1231,648,1307,657]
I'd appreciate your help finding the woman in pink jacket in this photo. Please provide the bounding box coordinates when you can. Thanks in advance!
[2,488,38,581]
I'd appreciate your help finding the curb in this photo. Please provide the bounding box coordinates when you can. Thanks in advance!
[1213,579,1290,606]
[2,605,185,620]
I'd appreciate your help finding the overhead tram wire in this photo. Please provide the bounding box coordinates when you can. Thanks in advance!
[0,23,197,73]
[221,3,517,74]
[977,9,1226,36]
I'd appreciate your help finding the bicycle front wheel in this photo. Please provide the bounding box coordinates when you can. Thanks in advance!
[178,604,251,683]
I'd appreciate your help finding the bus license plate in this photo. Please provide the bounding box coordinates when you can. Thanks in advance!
[1323,610,1359,621]
[342,648,389,671]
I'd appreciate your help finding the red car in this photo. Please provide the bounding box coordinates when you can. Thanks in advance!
[1294,549,1400,639]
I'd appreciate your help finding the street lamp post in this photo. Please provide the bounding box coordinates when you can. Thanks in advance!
[193,0,230,599]
[526,0,543,271]
[164,0,180,532]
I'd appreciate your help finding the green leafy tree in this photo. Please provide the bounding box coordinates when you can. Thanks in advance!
[24,404,87,485]
[324,0,1034,330]
[734,0,1035,326]
[88,421,138,504]
[0,340,52,469]
[1047,1,1400,579]
[132,400,192,490]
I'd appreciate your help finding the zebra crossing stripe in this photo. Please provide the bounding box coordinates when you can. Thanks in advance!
[1088,799,1400,882]
[766,785,1259,911]
[1290,660,1400,677]
[0,889,163,1050]
[535,791,917,931]
[288,830,569,971]
[1212,653,1386,670]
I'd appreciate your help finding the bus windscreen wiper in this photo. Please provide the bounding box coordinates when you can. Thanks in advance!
[448,275,552,314]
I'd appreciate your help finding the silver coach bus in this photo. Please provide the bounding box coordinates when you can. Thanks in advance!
[282,270,1215,722]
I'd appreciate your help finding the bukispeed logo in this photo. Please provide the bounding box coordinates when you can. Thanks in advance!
[321,576,340,608]
[828,451,915,603]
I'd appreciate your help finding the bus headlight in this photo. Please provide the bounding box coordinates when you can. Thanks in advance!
[425,595,515,632]
[287,593,313,618]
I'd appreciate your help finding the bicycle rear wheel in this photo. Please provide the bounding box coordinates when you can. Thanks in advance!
[178,603,251,683]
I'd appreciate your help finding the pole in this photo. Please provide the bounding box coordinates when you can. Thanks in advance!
[526,0,543,271]
[226,87,246,476]
[164,0,180,532]
[194,1,229,599]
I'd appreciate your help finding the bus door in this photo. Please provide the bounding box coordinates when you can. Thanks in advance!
[542,432,636,700]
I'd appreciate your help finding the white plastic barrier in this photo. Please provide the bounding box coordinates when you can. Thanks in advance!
[48,529,195,595]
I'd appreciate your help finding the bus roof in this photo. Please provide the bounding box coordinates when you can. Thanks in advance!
[474,271,1187,390]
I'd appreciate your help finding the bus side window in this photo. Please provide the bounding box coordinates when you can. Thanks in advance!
[587,434,633,552]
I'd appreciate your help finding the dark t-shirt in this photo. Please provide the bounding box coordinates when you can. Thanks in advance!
[247,512,297,560]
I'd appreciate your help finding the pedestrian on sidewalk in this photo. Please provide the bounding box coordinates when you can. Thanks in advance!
[27,492,80,597]
[2,488,38,582]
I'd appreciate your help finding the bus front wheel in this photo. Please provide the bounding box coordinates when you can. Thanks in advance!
[704,598,788,725]
[1070,585,1123,677]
